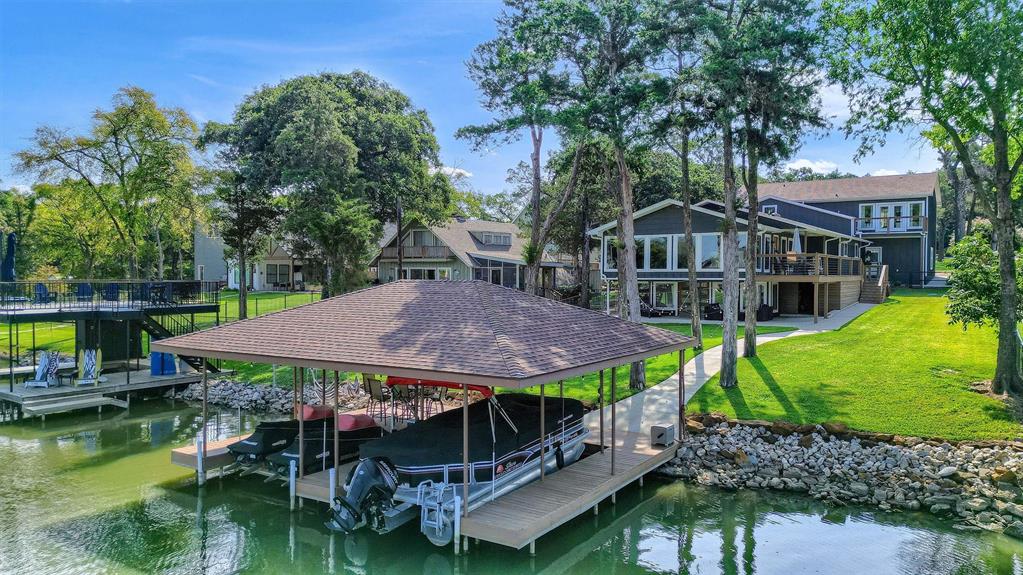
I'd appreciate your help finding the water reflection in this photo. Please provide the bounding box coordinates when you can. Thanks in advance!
[2,402,1023,574]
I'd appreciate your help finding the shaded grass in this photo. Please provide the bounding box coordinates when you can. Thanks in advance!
[690,289,1017,440]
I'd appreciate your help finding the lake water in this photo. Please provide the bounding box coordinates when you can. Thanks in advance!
[1,399,1021,574]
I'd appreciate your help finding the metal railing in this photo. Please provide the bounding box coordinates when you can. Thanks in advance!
[758,253,862,277]
[0,280,220,311]
[379,246,454,259]
[855,216,927,233]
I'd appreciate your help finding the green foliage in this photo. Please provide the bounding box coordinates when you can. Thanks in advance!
[946,233,1023,329]
[0,187,38,277]
[15,86,198,278]
[32,181,116,278]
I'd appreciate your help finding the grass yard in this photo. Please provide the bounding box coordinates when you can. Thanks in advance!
[690,289,1017,441]
[517,323,796,406]
[935,258,951,273]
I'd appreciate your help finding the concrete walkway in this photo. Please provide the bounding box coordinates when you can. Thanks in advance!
[582,302,878,436]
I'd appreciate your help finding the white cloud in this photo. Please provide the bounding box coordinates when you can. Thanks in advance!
[870,169,900,176]
[785,159,839,174]
[434,166,473,179]
[818,84,851,121]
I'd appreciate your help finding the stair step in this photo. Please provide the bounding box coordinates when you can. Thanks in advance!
[22,395,124,416]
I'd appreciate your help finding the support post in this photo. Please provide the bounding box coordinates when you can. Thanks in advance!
[333,370,340,480]
[813,280,818,324]
[462,383,469,518]
[328,467,337,503]
[610,366,616,476]
[598,370,605,452]
[125,320,131,386]
[289,459,297,510]
[201,361,208,485]
[824,279,830,318]
[299,367,305,478]
[679,348,686,440]
[539,384,545,481]
[8,321,13,393]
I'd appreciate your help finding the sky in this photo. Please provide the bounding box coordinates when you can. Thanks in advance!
[0,0,940,196]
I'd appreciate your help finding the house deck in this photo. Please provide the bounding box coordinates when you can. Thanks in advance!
[460,431,676,551]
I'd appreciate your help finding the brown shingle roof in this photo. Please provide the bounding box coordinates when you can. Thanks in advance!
[378,218,558,268]
[758,172,940,205]
[152,281,694,388]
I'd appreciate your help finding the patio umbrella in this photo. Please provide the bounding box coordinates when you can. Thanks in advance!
[791,228,802,253]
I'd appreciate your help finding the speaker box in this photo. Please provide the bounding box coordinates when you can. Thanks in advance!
[651,424,675,446]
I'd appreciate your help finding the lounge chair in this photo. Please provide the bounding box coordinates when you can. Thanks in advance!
[24,351,60,388]
[703,303,724,320]
[32,283,56,305]
[640,300,672,318]
[75,348,102,387]
[75,282,94,303]
[102,282,120,303]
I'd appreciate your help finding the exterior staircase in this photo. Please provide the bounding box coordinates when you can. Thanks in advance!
[139,312,219,373]
[860,264,889,304]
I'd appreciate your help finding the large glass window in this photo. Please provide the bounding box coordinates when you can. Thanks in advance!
[653,282,675,309]
[604,240,618,270]
[675,237,690,270]
[699,234,721,270]
[648,236,668,270]
[859,204,875,230]
[635,237,648,270]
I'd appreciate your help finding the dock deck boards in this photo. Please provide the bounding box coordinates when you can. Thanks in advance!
[295,461,357,502]
[0,368,203,404]
[461,431,676,550]
[171,434,248,470]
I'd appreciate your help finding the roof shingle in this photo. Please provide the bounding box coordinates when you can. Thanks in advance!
[152,281,694,388]
[758,172,939,204]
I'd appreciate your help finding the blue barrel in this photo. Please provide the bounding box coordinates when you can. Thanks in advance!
[161,352,177,375]
[150,352,163,376]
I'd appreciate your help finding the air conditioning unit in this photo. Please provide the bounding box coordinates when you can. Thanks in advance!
[651,424,675,446]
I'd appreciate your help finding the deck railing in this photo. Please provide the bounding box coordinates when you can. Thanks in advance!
[758,253,862,278]
[0,280,220,312]
[379,246,454,259]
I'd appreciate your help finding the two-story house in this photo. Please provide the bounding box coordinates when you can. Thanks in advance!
[759,172,940,286]
[589,198,872,322]
[373,217,561,292]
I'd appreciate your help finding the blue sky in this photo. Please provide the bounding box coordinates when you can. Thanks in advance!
[0,0,940,196]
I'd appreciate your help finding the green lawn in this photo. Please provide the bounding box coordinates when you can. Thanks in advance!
[690,289,1017,440]
[517,323,796,406]
[935,258,952,273]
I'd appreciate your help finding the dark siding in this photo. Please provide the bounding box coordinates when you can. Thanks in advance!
[633,205,747,235]
[802,199,861,218]
[870,236,926,286]
[760,200,854,235]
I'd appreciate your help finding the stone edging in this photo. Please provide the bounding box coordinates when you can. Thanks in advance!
[659,413,1023,538]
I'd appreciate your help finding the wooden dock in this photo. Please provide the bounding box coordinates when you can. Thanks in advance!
[295,461,357,502]
[171,433,248,471]
[461,431,677,551]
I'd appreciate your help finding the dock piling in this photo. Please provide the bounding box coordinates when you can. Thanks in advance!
[289,459,297,510]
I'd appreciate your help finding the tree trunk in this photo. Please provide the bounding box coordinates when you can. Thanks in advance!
[990,128,1021,394]
[966,178,978,236]
[524,127,544,296]
[943,154,967,243]
[579,186,591,309]
[719,119,740,388]
[154,225,165,280]
[614,145,645,390]
[238,247,248,320]
[677,131,703,348]
[743,116,760,358]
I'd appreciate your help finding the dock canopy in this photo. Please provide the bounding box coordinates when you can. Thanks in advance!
[151,280,695,388]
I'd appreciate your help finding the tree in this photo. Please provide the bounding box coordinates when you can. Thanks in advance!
[0,187,39,277]
[734,0,826,358]
[825,0,1023,393]
[539,0,663,390]
[16,86,198,278]
[765,166,858,181]
[459,1,583,295]
[946,233,1023,338]
[216,72,450,297]
[33,181,115,278]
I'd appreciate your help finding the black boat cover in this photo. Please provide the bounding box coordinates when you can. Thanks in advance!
[358,393,583,469]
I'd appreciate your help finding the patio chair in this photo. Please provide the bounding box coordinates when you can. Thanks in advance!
[74,348,103,387]
[424,386,447,418]
[32,283,56,305]
[75,282,94,303]
[24,351,60,388]
[366,377,390,420]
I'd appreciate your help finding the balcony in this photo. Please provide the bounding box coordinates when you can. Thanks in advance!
[380,246,454,259]
[757,253,862,279]
[0,280,220,313]
[855,216,927,234]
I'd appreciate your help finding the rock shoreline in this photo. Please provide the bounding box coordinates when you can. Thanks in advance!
[169,379,368,414]
[659,414,1023,538]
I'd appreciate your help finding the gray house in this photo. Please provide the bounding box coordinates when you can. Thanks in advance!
[759,172,940,286]
[589,198,871,321]
[373,218,561,292]
[193,225,228,284]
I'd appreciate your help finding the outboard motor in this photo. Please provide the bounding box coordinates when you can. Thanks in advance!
[326,457,398,533]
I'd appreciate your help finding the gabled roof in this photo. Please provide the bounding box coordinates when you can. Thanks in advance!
[377,218,558,268]
[587,198,748,236]
[695,200,865,242]
[151,280,694,388]
[757,172,940,205]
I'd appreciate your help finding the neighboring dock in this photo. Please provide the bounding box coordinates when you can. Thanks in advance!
[461,431,675,552]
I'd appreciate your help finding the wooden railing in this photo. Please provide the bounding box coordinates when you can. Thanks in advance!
[380,246,454,259]
[855,216,927,233]
[758,253,862,278]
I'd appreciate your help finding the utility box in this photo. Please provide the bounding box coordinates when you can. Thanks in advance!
[651,424,675,446]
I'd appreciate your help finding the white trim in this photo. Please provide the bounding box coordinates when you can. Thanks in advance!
[587,198,778,236]
[759,195,857,221]
[761,204,779,215]
[697,199,862,241]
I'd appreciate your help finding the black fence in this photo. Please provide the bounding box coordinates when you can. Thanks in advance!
[0,280,220,312]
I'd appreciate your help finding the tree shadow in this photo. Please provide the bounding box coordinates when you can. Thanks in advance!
[749,357,802,423]
[721,385,755,420]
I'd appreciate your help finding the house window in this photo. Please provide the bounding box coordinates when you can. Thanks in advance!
[698,234,721,270]
[197,265,205,281]
[762,205,778,215]
[647,236,668,270]
[604,238,618,271]
[481,232,512,246]
[859,204,875,230]
[266,264,278,285]
[652,282,675,309]
[635,237,648,270]
[675,236,690,270]
[401,267,451,280]
[910,202,924,228]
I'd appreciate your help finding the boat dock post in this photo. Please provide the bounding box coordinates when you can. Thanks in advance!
[289,460,297,510]
[198,361,208,486]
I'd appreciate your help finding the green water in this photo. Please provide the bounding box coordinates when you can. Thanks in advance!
[2,400,1023,574]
